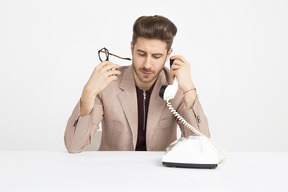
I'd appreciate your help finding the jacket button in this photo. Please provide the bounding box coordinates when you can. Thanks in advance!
[73,118,79,127]
[196,115,201,124]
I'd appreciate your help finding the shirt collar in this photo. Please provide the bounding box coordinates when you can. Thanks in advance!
[136,81,156,95]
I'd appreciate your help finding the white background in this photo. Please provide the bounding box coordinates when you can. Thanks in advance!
[0,0,287,152]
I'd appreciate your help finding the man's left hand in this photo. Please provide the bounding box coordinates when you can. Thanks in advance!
[170,55,195,91]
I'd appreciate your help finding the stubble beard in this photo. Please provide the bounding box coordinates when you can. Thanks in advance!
[132,60,165,84]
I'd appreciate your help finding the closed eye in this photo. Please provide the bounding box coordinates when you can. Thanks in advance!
[153,55,162,59]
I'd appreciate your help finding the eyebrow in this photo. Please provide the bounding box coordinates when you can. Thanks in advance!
[136,49,164,56]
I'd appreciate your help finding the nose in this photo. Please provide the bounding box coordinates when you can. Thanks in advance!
[143,56,152,69]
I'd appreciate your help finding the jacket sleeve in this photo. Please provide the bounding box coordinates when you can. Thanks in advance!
[64,95,103,153]
[176,95,211,138]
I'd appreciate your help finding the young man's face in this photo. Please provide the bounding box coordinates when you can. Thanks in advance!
[131,37,172,90]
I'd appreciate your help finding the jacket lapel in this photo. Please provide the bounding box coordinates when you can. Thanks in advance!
[117,66,138,149]
[146,69,171,148]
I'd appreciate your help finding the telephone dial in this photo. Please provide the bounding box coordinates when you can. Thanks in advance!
[159,59,227,169]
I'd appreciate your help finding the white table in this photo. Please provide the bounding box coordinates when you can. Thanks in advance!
[0,151,287,192]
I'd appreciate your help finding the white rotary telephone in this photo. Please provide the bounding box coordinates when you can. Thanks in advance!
[159,59,227,169]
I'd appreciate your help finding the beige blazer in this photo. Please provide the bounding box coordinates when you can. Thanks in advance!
[64,65,210,153]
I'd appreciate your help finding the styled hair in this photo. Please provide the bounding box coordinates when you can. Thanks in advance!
[132,15,177,51]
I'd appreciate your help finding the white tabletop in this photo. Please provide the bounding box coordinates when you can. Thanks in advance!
[0,151,287,192]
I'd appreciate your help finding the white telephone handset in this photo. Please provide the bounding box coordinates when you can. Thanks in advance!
[159,59,227,169]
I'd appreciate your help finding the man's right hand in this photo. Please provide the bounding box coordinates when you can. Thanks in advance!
[80,61,121,116]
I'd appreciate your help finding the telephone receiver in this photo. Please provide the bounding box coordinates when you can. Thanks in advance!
[159,58,226,169]
[159,59,178,101]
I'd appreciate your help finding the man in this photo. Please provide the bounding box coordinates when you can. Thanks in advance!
[64,15,210,153]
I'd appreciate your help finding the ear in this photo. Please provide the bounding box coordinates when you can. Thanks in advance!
[166,48,173,62]
[130,42,134,55]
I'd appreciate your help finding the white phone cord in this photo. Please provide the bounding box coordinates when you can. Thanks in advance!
[166,100,227,164]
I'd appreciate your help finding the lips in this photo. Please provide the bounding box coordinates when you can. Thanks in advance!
[140,70,153,75]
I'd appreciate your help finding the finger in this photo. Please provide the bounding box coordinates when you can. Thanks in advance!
[170,69,176,79]
[107,75,118,82]
[171,63,182,70]
[96,61,113,69]
[102,63,120,72]
[106,70,121,77]
[170,55,188,63]
[171,59,184,68]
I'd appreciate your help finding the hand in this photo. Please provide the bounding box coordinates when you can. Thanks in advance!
[80,61,121,116]
[83,61,121,97]
[170,55,195,91]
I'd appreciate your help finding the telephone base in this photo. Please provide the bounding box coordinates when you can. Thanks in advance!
[162,161,218,169]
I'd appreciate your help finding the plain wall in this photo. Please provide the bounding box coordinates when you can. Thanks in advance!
[0,0,287,152]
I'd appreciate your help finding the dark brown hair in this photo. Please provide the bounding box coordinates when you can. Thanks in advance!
[132,15,177,51]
